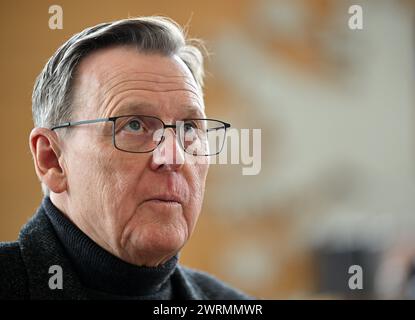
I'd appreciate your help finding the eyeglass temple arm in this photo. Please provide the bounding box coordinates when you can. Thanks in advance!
[206,122,231,133]
[163,122,230,133]
[51,118,111,130]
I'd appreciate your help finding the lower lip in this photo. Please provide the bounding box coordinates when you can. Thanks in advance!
[144,199,181,207]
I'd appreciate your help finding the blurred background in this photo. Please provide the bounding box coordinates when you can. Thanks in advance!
[1,0,415,299]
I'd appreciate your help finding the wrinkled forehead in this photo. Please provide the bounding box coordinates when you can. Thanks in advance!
[72,46,204,118]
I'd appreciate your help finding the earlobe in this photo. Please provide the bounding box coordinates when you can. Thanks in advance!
[29,128,67,193]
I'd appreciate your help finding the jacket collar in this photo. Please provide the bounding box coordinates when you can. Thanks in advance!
[17,200,206,299]
[18,203,88,299]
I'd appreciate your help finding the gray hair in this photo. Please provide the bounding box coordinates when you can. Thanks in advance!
[32,16,207,196]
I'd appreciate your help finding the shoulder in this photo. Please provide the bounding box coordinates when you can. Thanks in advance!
[0,241,29,299]
[177,265,253,300]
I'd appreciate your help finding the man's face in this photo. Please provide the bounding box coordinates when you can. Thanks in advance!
[56,46,209,267]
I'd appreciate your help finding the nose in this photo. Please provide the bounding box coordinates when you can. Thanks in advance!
[150,127,185,171]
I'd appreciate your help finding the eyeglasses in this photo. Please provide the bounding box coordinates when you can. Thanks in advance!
[51,115,231,156]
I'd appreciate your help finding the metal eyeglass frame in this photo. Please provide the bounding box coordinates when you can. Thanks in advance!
[50,114,231,156]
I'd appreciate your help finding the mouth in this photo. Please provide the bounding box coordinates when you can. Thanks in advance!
[142,195,183,206]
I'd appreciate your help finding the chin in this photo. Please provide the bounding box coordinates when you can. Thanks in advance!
[124,224,187,266]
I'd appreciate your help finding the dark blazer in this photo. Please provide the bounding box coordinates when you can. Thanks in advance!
[0,205,250,300]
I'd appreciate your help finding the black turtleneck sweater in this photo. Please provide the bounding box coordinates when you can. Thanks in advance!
[43,196,178,299]
[0,197,252,299]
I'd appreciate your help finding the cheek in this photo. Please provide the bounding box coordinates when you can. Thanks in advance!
[184,163,209,224]
[67,139,142,212]
[98,154,137,193]
[98,152,150,219]
[193,162,209,197]
[65,141,102,193]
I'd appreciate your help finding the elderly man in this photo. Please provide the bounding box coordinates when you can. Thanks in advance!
[0,16,249,300]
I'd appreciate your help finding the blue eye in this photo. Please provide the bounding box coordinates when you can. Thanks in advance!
[184,122,197,133]
[125,119,142,132]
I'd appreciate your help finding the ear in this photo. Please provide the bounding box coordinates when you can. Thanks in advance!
[29,127,67,194]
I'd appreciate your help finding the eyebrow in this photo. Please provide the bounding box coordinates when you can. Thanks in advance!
[181,105,205,118]
[114,103,205,119]
[114,102,153,115]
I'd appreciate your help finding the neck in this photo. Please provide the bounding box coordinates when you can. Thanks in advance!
[43,196,178,297]
[50,192,177,267]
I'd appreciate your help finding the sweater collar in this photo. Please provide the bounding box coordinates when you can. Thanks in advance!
[42,196,178,297]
